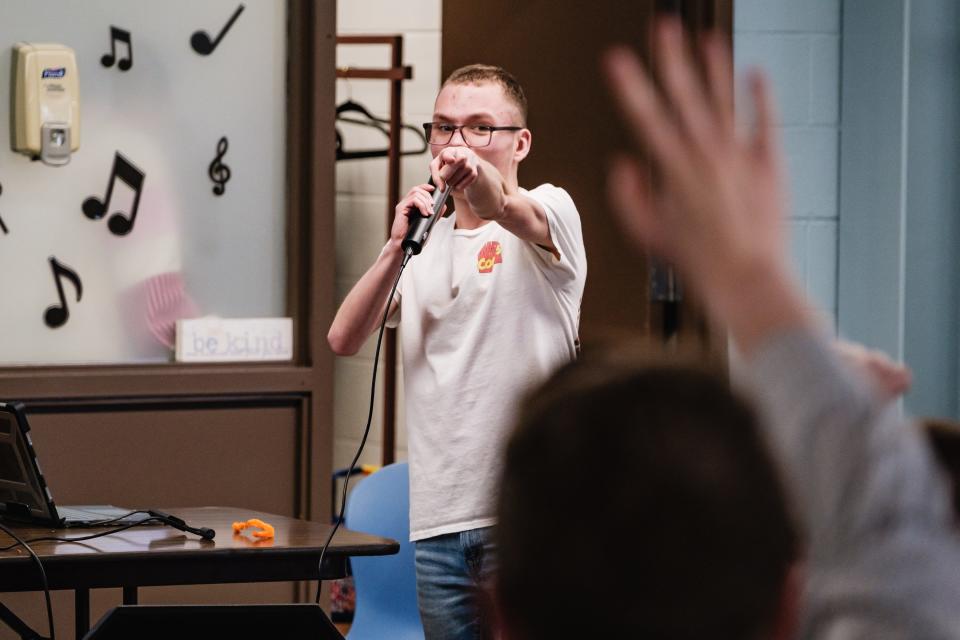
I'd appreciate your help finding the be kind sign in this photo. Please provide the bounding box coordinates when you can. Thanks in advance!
[176,317,292,362]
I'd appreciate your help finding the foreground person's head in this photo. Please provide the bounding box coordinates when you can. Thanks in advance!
[495,353,801,640]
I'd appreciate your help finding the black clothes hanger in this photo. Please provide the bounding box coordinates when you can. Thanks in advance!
[336,98,386,123]
[335,99,428,161]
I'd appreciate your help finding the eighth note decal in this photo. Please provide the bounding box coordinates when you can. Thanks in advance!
[0,182,7,235]
[208,136,231,196]
[44,256,83,329]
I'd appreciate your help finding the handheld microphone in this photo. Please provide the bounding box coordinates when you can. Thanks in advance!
[149,509,216,540]
[401,178,453,256]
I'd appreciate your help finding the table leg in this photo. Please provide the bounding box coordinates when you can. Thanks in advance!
[75,588,90,638]
[123,586,138,605]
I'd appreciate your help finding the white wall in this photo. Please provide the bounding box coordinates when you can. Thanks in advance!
[333,0,442,472]
[0,0,288,365]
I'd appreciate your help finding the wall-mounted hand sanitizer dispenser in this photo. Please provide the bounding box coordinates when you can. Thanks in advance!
[11,43,80,166]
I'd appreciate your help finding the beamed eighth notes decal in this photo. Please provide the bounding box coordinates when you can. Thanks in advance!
[101,25,133,71]
[83,152,145,236]
[44,256,83,329]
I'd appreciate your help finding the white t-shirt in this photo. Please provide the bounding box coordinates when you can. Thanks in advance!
[391,183,586,541]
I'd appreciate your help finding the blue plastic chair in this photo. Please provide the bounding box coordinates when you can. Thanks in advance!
[345,462,425,640]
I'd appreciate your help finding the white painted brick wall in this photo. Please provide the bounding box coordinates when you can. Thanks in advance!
[333,0,442,472]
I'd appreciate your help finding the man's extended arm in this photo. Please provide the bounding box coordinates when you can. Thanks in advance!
[431,147,556,253]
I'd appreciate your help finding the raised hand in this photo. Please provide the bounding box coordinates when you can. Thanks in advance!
[602,18,811,353]
[835,340,913,400]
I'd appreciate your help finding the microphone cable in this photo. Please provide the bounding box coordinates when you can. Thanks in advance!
[0,521,55,640]
[315,180,451,603]
[0,512,213,640]
[316,251,411,603]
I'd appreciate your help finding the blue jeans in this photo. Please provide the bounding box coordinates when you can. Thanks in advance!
[414,527,497,640]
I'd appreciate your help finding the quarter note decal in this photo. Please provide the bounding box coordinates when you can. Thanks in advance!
[191,4,245,56]
[0,182,7,235]
[83,151,146,237]
[44,256,83,329]
[208,136,231,196]
[101,26,133,71]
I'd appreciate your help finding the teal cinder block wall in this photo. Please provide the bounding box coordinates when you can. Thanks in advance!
[737,0,960,419]
[734,0,841,323]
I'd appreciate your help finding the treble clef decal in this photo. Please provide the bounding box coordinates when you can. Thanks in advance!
[208,136,231,196]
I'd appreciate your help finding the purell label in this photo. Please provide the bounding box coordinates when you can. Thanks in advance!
[41,67,66,79]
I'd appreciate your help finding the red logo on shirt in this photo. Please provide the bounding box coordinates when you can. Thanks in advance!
[477,241,503,273]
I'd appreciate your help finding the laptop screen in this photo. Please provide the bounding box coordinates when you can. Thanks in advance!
[0,415,22,481]
[0,402,57,523]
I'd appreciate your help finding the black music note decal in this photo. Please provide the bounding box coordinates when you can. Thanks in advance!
[101,26,133,71]
[0,182,6,235]
[83,152,145,237]
[191,4,245,55]
[208,136,232,196]
[44,256,83,329]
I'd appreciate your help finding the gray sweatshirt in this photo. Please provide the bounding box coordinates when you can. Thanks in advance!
[750,330,960,638]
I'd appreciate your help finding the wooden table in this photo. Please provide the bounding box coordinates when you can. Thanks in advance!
[0,506,398,638]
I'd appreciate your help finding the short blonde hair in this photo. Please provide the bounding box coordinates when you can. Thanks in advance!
[444,64,528,125]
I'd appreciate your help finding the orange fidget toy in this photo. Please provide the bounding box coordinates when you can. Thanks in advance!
[231,518,275,539]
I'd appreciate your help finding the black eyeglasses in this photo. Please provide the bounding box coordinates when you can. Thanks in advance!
[422,122,523,148]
